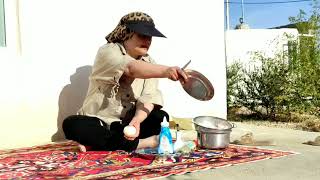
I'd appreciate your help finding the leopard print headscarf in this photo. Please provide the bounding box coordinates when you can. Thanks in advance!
[105,12,154,43]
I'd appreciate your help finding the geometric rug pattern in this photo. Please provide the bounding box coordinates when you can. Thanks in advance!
[0,140,297,179]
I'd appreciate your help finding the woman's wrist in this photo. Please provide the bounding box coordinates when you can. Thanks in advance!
[130,116,144,124]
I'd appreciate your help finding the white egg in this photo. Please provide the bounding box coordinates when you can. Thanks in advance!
[123,125,136,137]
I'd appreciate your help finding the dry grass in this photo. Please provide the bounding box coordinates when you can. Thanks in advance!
[227,107,320,132]
[299,118,320,132]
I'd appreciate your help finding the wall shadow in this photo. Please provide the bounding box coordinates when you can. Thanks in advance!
[51,65,92,142]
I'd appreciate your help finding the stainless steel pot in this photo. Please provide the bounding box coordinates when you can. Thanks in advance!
[193,116,235,149]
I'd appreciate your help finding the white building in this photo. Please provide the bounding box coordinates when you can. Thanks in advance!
[226,28,299,66]
[0,0,226,149]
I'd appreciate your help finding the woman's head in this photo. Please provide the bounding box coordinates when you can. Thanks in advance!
[124,33,152,58]
[105,12,165,58]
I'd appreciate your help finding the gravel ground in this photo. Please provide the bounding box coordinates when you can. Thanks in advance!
[230,120,301,130]
[227,107,320,132]
[163,122,320,180]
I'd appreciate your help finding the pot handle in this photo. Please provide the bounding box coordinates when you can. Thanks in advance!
[232,123,237,128]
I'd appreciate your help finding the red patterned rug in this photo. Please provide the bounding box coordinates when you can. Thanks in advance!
[0,140,296,179]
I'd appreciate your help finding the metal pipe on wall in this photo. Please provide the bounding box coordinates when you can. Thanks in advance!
[225,0,230,30]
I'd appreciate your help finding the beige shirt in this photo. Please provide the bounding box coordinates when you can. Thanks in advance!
[78,43,163,125]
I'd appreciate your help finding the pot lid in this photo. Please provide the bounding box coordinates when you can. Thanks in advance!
[181,69,214,101]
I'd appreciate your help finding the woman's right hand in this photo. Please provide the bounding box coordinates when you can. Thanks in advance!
[165,66,188,84]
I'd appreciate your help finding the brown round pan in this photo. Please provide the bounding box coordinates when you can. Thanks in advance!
[181,69,214,101]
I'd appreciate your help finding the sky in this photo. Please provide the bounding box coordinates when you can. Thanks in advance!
[225,0,315,29]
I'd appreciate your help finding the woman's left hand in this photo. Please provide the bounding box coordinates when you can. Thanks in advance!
[125,118,141,141]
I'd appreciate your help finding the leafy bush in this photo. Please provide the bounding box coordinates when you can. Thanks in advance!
[234,53,291,119]
[226,62,242,108]
[288,2,320,115]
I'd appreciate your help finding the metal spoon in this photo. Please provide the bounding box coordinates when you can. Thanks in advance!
[181,60,191,70]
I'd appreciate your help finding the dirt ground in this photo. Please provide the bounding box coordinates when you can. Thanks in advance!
[162,122,320,180]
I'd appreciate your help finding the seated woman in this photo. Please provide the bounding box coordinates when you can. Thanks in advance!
[62,11,187,152]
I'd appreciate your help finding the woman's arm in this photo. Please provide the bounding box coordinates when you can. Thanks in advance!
[124,102,154,141]
[124,60,187,82]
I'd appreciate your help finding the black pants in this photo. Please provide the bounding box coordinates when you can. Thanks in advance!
[62,109,169,152]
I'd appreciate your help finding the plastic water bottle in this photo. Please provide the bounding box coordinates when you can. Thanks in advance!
[157,117,174,154]
[173,124,185,153]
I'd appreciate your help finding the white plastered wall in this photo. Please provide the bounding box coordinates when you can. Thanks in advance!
[0,0,226,149]
[226,29,299,65]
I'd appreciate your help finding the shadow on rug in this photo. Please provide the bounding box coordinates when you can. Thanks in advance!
[0,140,297,179]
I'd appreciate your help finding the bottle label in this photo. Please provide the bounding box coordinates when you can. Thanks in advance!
[158,128,173,154]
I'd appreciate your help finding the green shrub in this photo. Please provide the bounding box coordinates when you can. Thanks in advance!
[226,61,242,108]
[234,53,291,119]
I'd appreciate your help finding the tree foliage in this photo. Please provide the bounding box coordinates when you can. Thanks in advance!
[226,61,242,108]
[288,0,320,114]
